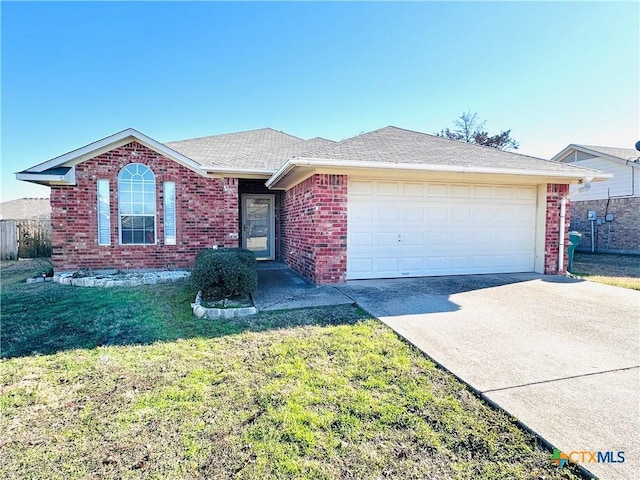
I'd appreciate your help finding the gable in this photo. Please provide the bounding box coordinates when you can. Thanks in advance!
[554,144,640,166]
[17,129,207,186]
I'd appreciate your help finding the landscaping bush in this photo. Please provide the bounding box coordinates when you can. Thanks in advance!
[191,248,258,300]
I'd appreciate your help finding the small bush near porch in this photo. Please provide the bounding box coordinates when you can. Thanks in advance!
[1,260,583,479]
[191,247,258,300]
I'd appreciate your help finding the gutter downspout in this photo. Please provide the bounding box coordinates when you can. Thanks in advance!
[558,179,592,272]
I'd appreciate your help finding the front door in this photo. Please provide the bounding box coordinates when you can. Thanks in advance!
[242,195,275,260]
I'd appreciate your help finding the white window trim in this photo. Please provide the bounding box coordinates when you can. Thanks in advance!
[97,179,111,246]
[117,163,157,246]
[163,181,177,245]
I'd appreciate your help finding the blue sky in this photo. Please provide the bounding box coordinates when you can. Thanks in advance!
[2,1,638,202]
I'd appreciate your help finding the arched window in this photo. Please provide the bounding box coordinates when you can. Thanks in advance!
[118,163,156,244]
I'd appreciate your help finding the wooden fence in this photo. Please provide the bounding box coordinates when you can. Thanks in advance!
[0,220,18,260]
[0,218,52,260]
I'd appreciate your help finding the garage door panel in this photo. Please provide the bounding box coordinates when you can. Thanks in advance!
[426,256,448,270]
[402,183,425,196]
[474,185,493,198]
[450,206,472,223]
[347,180,537,280]
[450,232,470,246]
[495,186,515,199]
[427,184,448,197]
[349,204,374,223]
[511,206,536,223]
[471,255,495,269]
[425,231,448,245]
[471,208,493,225]
[474,231,492,245]
[350,232,373,247]
[492,207,514,223]
[377,206,399,222]
[377,232,398,247]
[392,232,418,245]
[378,182,400,195]
[427,207,448,222]
[349,258,373,275]
[377,257,399,273]
[400,257,423,274]
[515,187,536,200]
[349,180,374,195]
[451,185,472,198]
[401,206,424,223]
[449,256,472,270]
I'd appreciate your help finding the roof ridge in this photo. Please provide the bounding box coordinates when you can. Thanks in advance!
[306,136,336,143]
[321,125,552,162]
[165,127,303,144]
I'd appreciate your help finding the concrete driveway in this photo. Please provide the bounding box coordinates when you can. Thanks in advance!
[337,273,640,480]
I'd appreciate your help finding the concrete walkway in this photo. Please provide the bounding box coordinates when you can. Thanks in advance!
[336,273,640,480]
[253,262,353,311]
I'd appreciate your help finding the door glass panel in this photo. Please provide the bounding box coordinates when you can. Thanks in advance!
[243,196,273,259]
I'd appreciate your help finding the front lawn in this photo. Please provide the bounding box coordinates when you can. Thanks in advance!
[1,260,584,479]
[570,252,640,290]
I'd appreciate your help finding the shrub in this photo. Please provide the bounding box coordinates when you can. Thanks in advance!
[191,248,258,300]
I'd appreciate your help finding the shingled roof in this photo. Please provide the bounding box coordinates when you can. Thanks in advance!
[17,126,609,188]
[296,126,602,175]
[165,128,335,170]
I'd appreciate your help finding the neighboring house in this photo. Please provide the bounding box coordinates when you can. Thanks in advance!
[552,145,640,254]
[16,126,607,285]
[0,198,51,221]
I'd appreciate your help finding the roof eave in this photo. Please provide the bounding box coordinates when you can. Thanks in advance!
[201,166,275,179]
[266,158,612,190]
[16,168,76,186]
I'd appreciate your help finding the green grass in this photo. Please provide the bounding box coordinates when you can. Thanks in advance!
[1,260,585,479]
[570,252,640,290]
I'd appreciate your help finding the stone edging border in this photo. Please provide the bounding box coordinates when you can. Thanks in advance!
[191,291,257,319]
[54,271,190,287]
[26,277,54,284]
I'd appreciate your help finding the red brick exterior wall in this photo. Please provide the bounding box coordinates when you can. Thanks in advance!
[281,174,348,284]
[544,184,570,274]
[49,147,574,282]
[569,197,640,253]
[50,142,239,271]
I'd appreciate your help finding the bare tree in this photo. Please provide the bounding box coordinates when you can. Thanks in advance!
[436,111,519,151]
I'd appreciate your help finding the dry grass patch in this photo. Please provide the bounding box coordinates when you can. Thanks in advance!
[571,252,640,290]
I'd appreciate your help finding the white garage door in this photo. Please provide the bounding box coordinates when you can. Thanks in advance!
[347,180,537,280]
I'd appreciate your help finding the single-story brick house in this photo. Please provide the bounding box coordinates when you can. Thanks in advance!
[17,126,608,284]
[552,144,640,254]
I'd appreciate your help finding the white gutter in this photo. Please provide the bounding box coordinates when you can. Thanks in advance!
[559,179,592,272]
[266,158,611,188]
[200,166,275,176]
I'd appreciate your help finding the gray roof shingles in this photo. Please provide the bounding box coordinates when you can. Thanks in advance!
[296,126,602,175]
[165,128,335,170]
[163,125,602,176]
